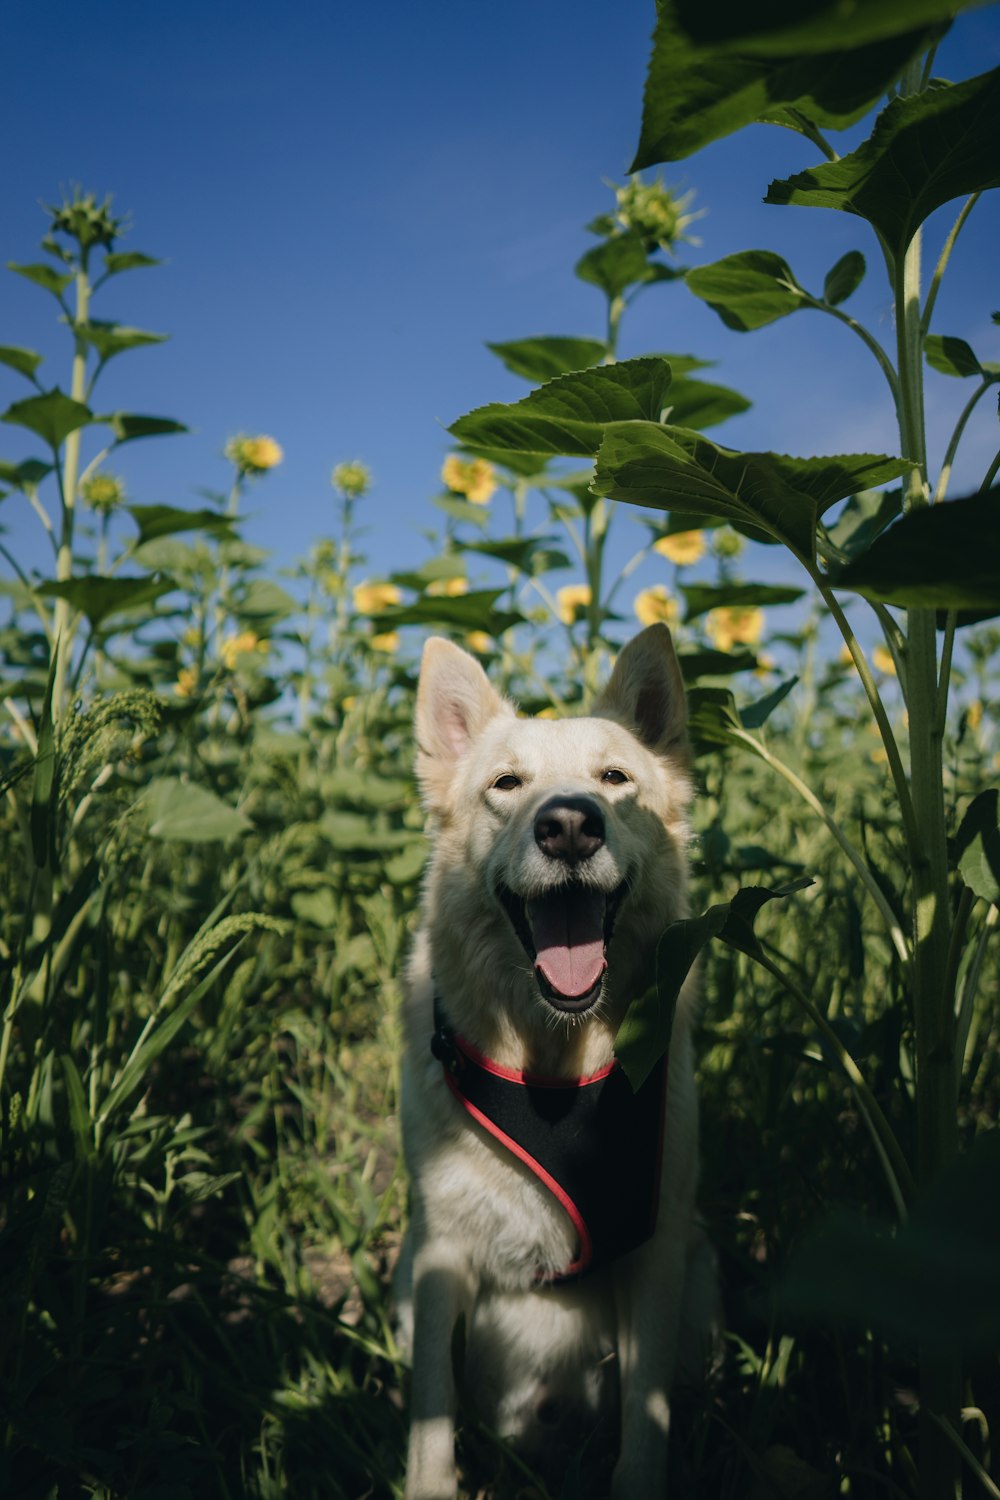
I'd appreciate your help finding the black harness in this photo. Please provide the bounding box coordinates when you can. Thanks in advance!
[431,997,668,1281]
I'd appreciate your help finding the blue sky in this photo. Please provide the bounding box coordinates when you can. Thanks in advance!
[2,0,999,626]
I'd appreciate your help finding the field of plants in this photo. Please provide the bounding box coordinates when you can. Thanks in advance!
[2,2,999,1497]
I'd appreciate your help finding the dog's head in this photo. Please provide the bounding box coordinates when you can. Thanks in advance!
[415,624,692,1026]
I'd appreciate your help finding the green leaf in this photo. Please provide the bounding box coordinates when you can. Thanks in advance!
[318,811,415,852]
[487,336,608,383]
[0,344,43,380]
[630,0,936,166]
[107,412,189,444]
[101,251,162,277]
[101,938,252,1122]
[575,233,669,299]
[375,588,525,636]
[955,789,1000,906]
[60,1054,95,1161]
[824,249,866,306]
[433,494,494,527]
[681,581,806,622]
[766,68,1000,258]
[593,421,911,561]
[7,261,74,297]
[740,675,799,729]
[677,647,760,678]
[78,321,168,362]
[450,358,673,457]
[924,334,984,378]
[829,488,1000,612]
[38,574,177,629]
[686,251,806,331]
[462,535,569,574]
[291,888,338,927]
[616,879,813,1087]
[126,504,237,546]
[2,389,92,449]
[231,579,296,622]
[663,376,751,429]
[670,0,969,55]
[822,487,902,562]
[144,777,251,842]
[0,457,53,491]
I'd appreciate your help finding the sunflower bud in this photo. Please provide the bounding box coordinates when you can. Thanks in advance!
[331,460,371,499]
[224,434,283,476]
[81,471,125,514]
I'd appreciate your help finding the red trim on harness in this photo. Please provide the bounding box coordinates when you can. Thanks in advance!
[452,1030,617,1089]
[442,1067,593,1278]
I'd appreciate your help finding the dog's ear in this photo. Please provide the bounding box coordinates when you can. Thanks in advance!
[415,637,514,807]
[592,623,687,758]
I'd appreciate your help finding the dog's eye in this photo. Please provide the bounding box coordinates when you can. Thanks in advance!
[492,773,522,791]
[601,767,629,785]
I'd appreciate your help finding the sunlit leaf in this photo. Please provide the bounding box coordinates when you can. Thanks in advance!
[2,389,92,449]
[450,358,673,457]
[663,376,751,428]
[955,788,1000,905]
[0,344,43,380]
[106,412,189,444]
[78,321,168,362]
[487,336,607,382]
[631,0,936,166]
[101,251,162,277]
[127,504,237,546]
[6,261,74,297]
[671,0,975,54]
[686,251,806,331]
[38,574,177,628]
[594,421,911,561]
[145,777,251,842]
[766,68,1000,257]
[231,579,297,623]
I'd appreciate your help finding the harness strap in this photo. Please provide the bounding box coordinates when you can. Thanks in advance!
[432,997,667,1281]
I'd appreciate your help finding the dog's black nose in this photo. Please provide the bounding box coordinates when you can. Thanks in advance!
[534,795,605,865]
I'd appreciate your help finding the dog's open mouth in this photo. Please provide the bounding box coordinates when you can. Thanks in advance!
[498,881,627,1012]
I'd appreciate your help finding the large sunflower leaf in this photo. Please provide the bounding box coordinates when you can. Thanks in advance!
[766,68,1000,258]
[449,358,673,457]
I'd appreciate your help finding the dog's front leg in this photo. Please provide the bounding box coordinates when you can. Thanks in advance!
[405,1236,474,1500]
[610,1228,687,1498]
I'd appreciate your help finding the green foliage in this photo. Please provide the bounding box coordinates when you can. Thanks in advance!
[1,16,999,1492]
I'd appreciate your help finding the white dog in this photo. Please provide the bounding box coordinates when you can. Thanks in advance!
[396,623,715,1499]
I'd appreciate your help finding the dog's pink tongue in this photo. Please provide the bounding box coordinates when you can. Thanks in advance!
[529,889,606,999]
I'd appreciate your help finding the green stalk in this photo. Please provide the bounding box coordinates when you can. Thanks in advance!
[894,224,960,1497]
[51,253,92,723]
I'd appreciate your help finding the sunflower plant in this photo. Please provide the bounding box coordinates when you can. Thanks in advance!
[447,8,1000,1494]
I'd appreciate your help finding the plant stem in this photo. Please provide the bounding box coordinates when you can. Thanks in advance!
[51,253,92,723]
[894,223,961,1497]
[922,194,980,336]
